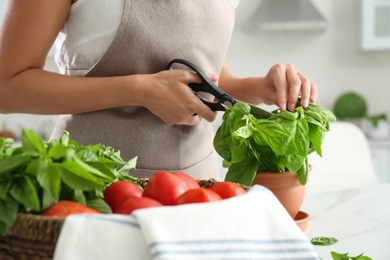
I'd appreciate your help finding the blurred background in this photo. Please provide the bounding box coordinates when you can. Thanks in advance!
[1,0,389,180]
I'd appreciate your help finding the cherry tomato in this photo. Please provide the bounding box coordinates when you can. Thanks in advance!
[172,172,200,189]
[208,181,246,199]
[176,188,222,205]
[142,170,190,205]
[103,180,143,211]
[42,201,100,217]
[114,197,163,215]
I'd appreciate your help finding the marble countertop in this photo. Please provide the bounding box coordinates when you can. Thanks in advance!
[301,183,390,260]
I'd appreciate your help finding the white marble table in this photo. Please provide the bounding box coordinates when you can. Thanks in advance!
[301,183,390,260]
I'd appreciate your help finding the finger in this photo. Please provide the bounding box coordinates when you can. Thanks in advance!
[205,73,219,83]
[176,114,200,126]
[285,65,302,111]
[297,71,311,108]
[171,69,203,85]
[271,64,288,111]
[310,82,318,102]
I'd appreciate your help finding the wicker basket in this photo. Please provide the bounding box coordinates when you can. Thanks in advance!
[0,178,228,259]
[0,214,65,260]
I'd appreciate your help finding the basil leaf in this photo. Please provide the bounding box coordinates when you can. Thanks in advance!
[0,181,12,200]
[48,143,70,160]
[305,102,337,123]
[252,120,297,156]
[58,161,105,190]
[21,128,46,154]
[308,123,323,156]
[0,197,18,227]
[9,175,41,212]
[42,189,57,210]
[311,236,338,246]
[225,156,259,186]
[73,157,114,182]
[116,156,138,176]
[87,197,112,214]
[37,164,62,201]
[0,155,30,179]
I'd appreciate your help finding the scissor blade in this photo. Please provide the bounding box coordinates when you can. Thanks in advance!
[245,103,274,119]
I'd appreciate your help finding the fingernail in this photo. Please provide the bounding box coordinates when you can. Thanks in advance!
[301,98,309,107]
[280,102,287,111]
[288,103,295,111]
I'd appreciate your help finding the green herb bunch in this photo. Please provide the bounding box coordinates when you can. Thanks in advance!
[0,129,137,235]
[214,102,336,187]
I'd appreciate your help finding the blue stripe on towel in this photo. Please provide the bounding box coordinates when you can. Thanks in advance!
[75,214,140,228]
[149,239,318,260]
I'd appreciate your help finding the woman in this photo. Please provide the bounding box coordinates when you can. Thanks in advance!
[0,0,317,179]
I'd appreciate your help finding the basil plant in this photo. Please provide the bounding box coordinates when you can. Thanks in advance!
[213,102,336,187]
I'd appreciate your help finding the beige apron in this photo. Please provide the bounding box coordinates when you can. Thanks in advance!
[51,0,235,179]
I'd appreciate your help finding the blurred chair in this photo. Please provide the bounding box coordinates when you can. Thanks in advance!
[306,121,379,194]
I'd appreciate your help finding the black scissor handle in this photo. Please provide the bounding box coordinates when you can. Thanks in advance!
[167,59,236,111]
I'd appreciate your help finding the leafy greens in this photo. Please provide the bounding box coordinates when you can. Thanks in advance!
[0,129,137,235]
[214,102,336,186]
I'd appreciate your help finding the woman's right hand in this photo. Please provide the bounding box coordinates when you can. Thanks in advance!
[139,69,218,126]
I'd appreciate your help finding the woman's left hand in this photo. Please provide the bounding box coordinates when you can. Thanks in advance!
[262,63,318,111]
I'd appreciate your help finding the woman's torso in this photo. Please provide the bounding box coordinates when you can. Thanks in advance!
[55,0,239,75]
[52,0,236,179]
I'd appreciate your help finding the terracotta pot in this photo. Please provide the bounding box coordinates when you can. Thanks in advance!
[252,171,306,219]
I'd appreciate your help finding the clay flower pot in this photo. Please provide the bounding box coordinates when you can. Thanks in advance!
[252,166,312,219]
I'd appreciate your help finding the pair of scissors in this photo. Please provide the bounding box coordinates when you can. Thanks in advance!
[167,59,235,111]
[167,59,273,119]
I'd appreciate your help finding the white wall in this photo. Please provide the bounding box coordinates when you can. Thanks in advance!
[227,0,390,117]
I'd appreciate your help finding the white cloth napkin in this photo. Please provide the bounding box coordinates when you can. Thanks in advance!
[53,185,318,260]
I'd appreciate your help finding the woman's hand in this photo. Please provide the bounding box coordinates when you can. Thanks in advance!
[262,63,318,111]
[219,60,318,112]
[140,69,218,126]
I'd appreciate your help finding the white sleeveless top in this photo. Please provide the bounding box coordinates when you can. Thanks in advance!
[55,0,239,76]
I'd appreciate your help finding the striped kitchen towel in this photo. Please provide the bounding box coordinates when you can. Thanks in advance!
[54,185,318,260]
[133,185,318,260]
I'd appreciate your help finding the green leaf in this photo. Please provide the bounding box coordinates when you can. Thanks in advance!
[25,158,47,177]
[0,155,30,179]
[48,143,70,160]
[37,164,62,201]
[252,120,297,156]
[225,156,259,186]
[58,161,105,191]
[73,157,114,182]
[42,189,57,210]
[0,221,10,236]
[59,130,70,146]
[305,102,336,123]
[296,158,309,185]
[9,175,41,212]
[331,252,350,260]
[308,123,323,156]
[21,128,46,154]
[87,197,112,214]
[116,156,138,177]
[311,236,338,246]
[0,181,12,200]
[0,197,19,227]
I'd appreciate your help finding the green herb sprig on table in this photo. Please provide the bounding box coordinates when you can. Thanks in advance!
[311,236,373,260]
[213,102,336,186]
[0,129,137,235]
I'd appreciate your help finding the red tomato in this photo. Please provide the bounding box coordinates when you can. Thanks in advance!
[103,180,143,211]
[114,197,163,215]
[208,181,246,199]
[172,172,200,189]
[176,188,222,205]
[142,171,190,205]
[42,201,100,217]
